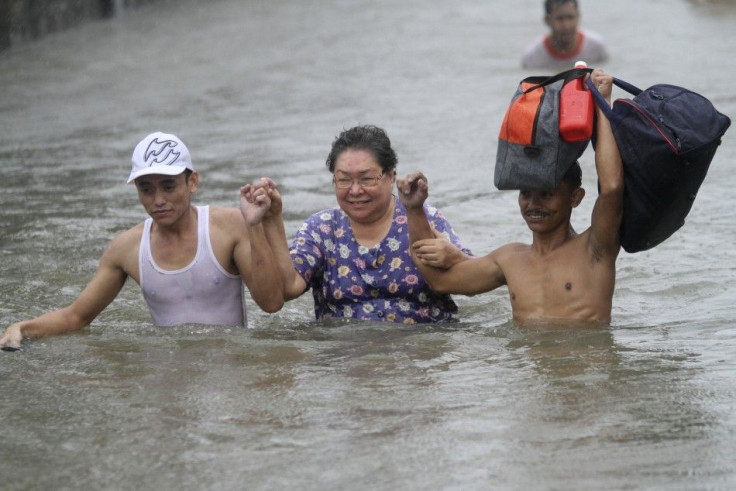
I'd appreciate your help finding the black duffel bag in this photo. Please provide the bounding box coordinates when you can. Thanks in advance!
[588,76,730,253]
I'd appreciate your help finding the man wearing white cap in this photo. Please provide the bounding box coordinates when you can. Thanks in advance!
[0,132,283,350]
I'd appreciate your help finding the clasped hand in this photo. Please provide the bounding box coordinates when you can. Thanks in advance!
[396,171,429,210]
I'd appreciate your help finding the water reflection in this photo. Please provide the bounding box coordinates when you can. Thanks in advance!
[1,0,736,488]
[508,327,620,379]
[497,325,725,488]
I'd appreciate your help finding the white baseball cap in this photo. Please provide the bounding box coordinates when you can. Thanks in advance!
[127,132,194,183]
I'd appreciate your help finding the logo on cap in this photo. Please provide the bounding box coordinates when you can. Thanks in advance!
[144,138,181,167]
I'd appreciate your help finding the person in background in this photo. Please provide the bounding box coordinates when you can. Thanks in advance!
[0,132,283,351]
[248,125,471,324]
[522,0,608,70]
[399,69,622,326]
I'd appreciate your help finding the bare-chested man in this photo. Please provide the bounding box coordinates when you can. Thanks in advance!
[397,68,623,325]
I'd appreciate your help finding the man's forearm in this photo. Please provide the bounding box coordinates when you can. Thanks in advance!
[594,91,624,194]
[262,217,303,300]
[246,223,284,312]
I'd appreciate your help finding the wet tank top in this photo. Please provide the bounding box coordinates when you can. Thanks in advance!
[139,206,246,326]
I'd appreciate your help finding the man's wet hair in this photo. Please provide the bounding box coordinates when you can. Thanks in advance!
[562,160,582,189]
[545,0,578,15]
[326,125,398,174]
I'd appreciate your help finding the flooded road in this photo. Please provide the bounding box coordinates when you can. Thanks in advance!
[1,0,735,489]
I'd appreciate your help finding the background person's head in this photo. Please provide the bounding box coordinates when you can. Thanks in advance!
[544,0,578,16]
[544,0,580,45]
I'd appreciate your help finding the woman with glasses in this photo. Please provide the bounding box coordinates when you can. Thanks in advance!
[248,125,471,323]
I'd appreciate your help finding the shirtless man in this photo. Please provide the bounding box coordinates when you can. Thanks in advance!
[398,69,623,325]
[522,0,608,70]
[0,132,283,350]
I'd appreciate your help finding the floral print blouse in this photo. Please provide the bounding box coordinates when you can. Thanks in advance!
[290,197,471,323]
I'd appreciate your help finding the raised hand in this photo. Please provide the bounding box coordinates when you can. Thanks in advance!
[396,171,429,210]
[590,68,613,102]
[240,180,272,227]
[260,177,282,220]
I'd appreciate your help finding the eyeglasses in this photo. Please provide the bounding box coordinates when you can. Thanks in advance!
[333,173,384,189]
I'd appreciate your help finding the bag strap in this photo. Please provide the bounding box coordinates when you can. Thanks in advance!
[522,67,593,94]
[586,76,644,127]
[610,77,643,96]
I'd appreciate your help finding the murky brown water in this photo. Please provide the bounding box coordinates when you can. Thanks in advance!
[1,0,735,489]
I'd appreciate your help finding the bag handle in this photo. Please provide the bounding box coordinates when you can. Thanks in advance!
[522,67,593,94]
[586,76,644,127]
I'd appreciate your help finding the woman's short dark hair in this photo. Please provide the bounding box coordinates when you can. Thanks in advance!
[326,125,398,174]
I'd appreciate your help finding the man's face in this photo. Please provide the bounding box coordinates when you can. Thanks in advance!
[546,2,580,43]
[135,172,198,226]
[518,183,582,233]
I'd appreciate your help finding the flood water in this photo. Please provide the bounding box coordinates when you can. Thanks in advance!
[1,0,735,489]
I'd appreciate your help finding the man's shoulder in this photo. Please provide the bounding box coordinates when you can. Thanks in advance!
[208,205,237,217]
[521,35,549,68]
[208,205,245,228]
[101,222,143,269]
[490,242,530,260]
[206,206,250,252]
[522,34,547,54]
[113,222,144,246]
[580,29,608,59]
[499,241,530,252]
[582,28,606,45]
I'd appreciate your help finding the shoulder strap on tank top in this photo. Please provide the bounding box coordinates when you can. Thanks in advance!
[198,205,239,279]
[139,218,153,282]
[197,205,208,256]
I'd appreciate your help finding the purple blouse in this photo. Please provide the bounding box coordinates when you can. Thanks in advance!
[290,197,471,323]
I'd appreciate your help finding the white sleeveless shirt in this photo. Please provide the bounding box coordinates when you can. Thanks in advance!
[139,206,246,326]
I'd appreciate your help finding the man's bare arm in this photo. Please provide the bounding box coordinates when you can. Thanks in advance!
[411,249,507,296]
[0,236,131,350]
[250,178,308,301]
[588,68,624,261]
[236,184,285,313]
[397,172,505,295]
[412,230,472,269]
